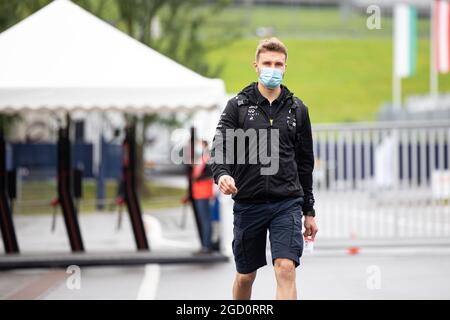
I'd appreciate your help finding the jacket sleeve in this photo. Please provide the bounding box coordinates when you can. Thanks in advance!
[210,98,238,184]
[295,104,316,214]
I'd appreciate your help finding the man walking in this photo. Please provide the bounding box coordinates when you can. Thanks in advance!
[210,38,318,300]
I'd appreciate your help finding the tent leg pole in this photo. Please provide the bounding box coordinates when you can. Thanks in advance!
[122,122,149,251]
[57,116,85,252]
[0,129,20,254]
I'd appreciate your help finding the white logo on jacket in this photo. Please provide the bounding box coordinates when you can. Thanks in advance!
[247,105,259,121]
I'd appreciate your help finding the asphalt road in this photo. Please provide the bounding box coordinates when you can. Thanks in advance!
[1,201,450,300]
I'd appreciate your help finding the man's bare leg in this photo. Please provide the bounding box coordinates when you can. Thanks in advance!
[274,258,297,300]
[233,271,257,300]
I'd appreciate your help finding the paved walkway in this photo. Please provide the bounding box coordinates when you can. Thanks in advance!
[1,205,450,300]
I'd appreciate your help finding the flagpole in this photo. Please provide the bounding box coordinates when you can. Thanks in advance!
[393,71,402,110]
[393,5,402,110]
[430,0,439,99]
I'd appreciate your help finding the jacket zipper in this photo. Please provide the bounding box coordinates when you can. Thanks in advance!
[265,102,273,198]
[265,96,291,197]
[243,93,292,200]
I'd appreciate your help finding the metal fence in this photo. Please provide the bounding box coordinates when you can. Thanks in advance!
[312,120,450,239]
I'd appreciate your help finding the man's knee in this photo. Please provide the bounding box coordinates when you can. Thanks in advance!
[274,259,296,281]
[236,271,257,287]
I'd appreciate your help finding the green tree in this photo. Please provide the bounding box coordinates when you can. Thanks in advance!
[113,0,238,196]
[0,114,22,139]
[114,0,237,78]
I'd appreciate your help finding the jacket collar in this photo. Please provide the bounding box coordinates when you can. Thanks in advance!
[238,82,293,106]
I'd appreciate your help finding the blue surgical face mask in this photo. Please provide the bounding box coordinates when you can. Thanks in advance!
[258,67,284,89]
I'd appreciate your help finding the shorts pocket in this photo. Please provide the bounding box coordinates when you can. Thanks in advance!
[232,228,247,270]
[290,211,304,254]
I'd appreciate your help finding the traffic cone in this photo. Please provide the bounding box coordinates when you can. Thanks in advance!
[347,232,360,255]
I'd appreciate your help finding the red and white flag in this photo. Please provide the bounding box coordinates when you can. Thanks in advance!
[435,0,450,73]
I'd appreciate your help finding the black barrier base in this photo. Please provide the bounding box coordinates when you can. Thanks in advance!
[0,251,229,270]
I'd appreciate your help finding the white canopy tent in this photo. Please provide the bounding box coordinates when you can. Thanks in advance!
[0,0,226,113]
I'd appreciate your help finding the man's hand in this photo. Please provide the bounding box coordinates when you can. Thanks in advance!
[218,175,238,195]
[303,216,318,240]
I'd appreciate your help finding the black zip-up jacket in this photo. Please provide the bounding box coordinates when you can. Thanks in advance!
[210,82,315,213]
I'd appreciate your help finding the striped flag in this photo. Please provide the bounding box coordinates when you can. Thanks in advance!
[435,0,450,73]
[394,4,417,78]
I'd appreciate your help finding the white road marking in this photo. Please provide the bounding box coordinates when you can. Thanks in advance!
[136,264,160,300]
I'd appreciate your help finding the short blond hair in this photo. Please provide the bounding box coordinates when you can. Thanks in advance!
[255,37,288,62]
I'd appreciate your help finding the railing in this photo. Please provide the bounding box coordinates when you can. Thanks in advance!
[311,120,450,239]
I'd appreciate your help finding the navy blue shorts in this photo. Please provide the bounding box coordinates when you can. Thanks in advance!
[232,197,304,274]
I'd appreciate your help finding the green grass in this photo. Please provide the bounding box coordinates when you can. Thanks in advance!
[202,5,450,123]
[201,5,431,39]
[208,37,450,123]
[14,180,186,215]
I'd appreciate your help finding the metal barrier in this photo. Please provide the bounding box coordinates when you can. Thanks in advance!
[312,120,450,239]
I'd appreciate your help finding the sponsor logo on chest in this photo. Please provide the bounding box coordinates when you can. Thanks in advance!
[247,105,259,121]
